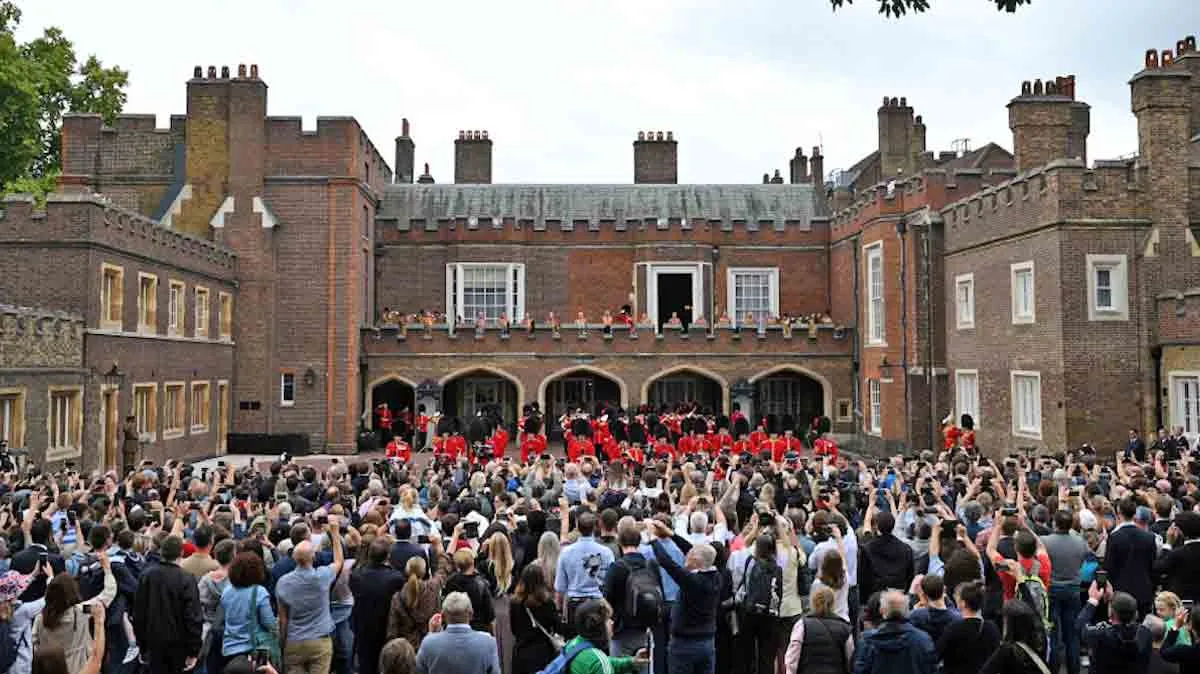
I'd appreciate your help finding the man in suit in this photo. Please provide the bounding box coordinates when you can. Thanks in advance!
[1155,511,1200,603]
[1104,497,1159,617]
[350,539,406,674]
[416,592,501,674]
[10,513,66,601]
[388,518,431,574]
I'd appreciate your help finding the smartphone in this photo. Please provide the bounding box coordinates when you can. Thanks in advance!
[1095,570,1109,587]
[417,534,431,545]
[38,551,48,565]
[81,603,92,615]
[1001,507,1018,517]
[1184,599,1195,610]
[189,502,202,511]
[252,650,270,668]
[217,461,226,468]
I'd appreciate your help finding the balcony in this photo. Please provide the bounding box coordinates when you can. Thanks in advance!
[361,321,854,357]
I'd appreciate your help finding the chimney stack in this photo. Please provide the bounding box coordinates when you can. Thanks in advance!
[910,114,927,169]
[1172,36,1200,137]
[1008,75,1090,172]
[633,130,678,184]
[454,130,492,184]
[789,147,809,183]
[417,162,435,184]
[809,146,827,213]
[878,96,915,178]
[394,118,415,184]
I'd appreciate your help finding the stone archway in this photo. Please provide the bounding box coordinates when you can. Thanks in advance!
[748,364,831,429]
[367,374,417,448]
[539,365,628,424]
[439,366,522,424]
[642,365,729,414]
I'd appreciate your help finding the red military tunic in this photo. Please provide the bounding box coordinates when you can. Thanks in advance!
[749,428,768,450]
[491,428,509,458]
[814,436,839,461]
[732,439,754,456]
[447,435,466,461]
[768,437,788,463]
[568,437,593,463]
[521,434,547,464]
[386,438,412,462]
[653,439,675,460]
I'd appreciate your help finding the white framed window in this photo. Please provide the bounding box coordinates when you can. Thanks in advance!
[1011,261,1035,324]
[956,370,979,426]
[0,388,26,449]
[865,243,885,345]
[48,387,82,458]
[133,384,157,441]
[218,292,233,341]
[100,264,124,330]
[281,372,296,407]
[163,382,186,438]
[726,268,779,327]
[1086,254,1129,321]
[446,263,526,323]
[137,273,158,333]
[167,280,185,336]
[195,287,210,339]
[190,382,210,434]
[868,378,882,435]
[1011,371,1042,439]
[955,273,975,329]
[1171,372,1200,445]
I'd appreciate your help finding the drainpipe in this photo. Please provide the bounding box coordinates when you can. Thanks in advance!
[897,216,911,452]
[1153,346,1163,430]
[922,219,936,452]
[852,233,863,449]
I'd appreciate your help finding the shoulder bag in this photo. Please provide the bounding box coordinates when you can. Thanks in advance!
[525,603,566,651]
[246,585,281,668]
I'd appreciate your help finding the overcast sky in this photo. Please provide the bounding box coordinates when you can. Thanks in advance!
[16,0,1200,184]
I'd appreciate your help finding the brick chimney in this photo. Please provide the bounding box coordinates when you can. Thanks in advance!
[878,96,915,178]
[910,114,927,168]
[1007,75,1090,172]
[633,131,678,184]
[1171,36,1200,136]
[789,147,809,183]
[809,146,827,213]
[394,118,415,184]
[1132,48,1192,282]
[454,130,492,184]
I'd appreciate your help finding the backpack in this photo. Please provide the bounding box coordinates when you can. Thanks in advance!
[1015,559,1053,633]
[71,552,105,602]
[739,556,782,616]
[622,557,665,629]
[536,639,596,674]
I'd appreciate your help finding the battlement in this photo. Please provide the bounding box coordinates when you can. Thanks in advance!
[61,113,184,179]
[265,116,392,186]
[0,304,84,370]
[829,167,1011,231]
[941,159,1142,252]
[0,193,236,275]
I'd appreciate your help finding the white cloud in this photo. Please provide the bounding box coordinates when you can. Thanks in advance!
[15,0,1200,183]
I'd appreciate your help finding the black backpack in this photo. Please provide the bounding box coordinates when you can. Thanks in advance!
[622,558,665,629]
[72,552,105,602]
[739,556,782,616]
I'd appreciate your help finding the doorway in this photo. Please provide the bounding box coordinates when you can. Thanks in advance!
[657,273,693,330]
[102,389,118,470]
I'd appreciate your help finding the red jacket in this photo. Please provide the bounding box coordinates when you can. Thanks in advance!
[520,434,547,463]
[447,435,466,461]
[602,437,622,463]
[732,439,754,456]
[653,440,675,460]
[386,439,411,462]
[491,429,509,457]
[567,438,594,463]
[768,437,788,463]
[814,436,839,460]
[749,430,768,449]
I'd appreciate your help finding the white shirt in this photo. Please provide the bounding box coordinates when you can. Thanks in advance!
[809,527,859,587]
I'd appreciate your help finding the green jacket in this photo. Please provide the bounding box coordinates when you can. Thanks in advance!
[564,637,637,674]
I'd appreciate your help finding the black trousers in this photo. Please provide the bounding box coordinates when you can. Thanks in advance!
[142,650,193,674]
[737,612,779,674]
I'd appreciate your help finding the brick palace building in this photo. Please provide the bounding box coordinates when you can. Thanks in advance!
[1,34,1199,469]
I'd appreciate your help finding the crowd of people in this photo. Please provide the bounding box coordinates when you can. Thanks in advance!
[0,401,1199,674]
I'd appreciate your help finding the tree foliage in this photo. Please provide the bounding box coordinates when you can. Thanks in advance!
[830,0,1031,17]
[0,1,128,198]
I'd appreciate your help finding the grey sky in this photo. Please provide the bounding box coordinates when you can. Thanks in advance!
[16,0,1200,184]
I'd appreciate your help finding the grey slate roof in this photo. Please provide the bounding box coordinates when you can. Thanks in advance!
[377,184,817,227]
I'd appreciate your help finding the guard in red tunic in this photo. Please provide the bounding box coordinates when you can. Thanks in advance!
[491,425,509,459]
[653,432,676,460]
[960,414,976,451]
[732,415,753,456]
[942,413,962,450]
[749,420,768,453]
[415,404,431,451]
[520,415,546,464]
[713,418,735,455]
[386,436,412,462]
[447,432,467,462]
[375,403,394,447]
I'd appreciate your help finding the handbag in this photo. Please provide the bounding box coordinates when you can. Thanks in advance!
[246,586,281,667]
[525,604,566,651]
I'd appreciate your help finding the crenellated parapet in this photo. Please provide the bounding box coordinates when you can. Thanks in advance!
[0,193,236,276]
[941,158,1142,252]
[0,304,84,369]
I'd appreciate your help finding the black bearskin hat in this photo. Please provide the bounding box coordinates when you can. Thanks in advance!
[436,416,455,436]
[961,414,975,431]
[611,418,629,443]
[691,417,708,435]
[733,416,751,438]
[715,415,730,431]
[680,416,695,436]
[523,414,543,435]
[467,417,488,445]
[629,421,647,445]
[571,417,592,438]
[766,414,781,435]
[653,424,669,441]
[781,414,796,435]
[816,416,832,434]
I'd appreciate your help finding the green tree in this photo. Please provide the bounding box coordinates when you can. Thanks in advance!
[0,1,128,200]
[830,0,1031,17]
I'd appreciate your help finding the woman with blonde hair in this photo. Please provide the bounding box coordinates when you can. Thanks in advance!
[481,531,515,674]
[535,531,560,586]
[386,531,451,650]
[784,586,854,674]
[1157,591,1191,645]
[812,525,850,621]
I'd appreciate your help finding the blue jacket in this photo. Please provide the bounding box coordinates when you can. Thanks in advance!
[853,619,937,674]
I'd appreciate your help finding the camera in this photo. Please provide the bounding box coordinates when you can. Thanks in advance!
[1001,507,1018,517]
[417,534,430,545]
[463,521,480,539]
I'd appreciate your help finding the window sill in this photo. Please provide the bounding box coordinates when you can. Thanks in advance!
[956,323,974,331]
[162,430,186,440]
[1011,316,1035,325]
[46,445,81,461]
[867,430,882,437]
[1088,309,1128,322]
[1013,429,1042,440]
[280,401,295,408]
[864,341,888,349]
[190,426,209,435]
[99,321,123,331]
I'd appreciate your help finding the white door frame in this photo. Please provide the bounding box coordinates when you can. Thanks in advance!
[1170,371,1200,445]
[645,262,705,326]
